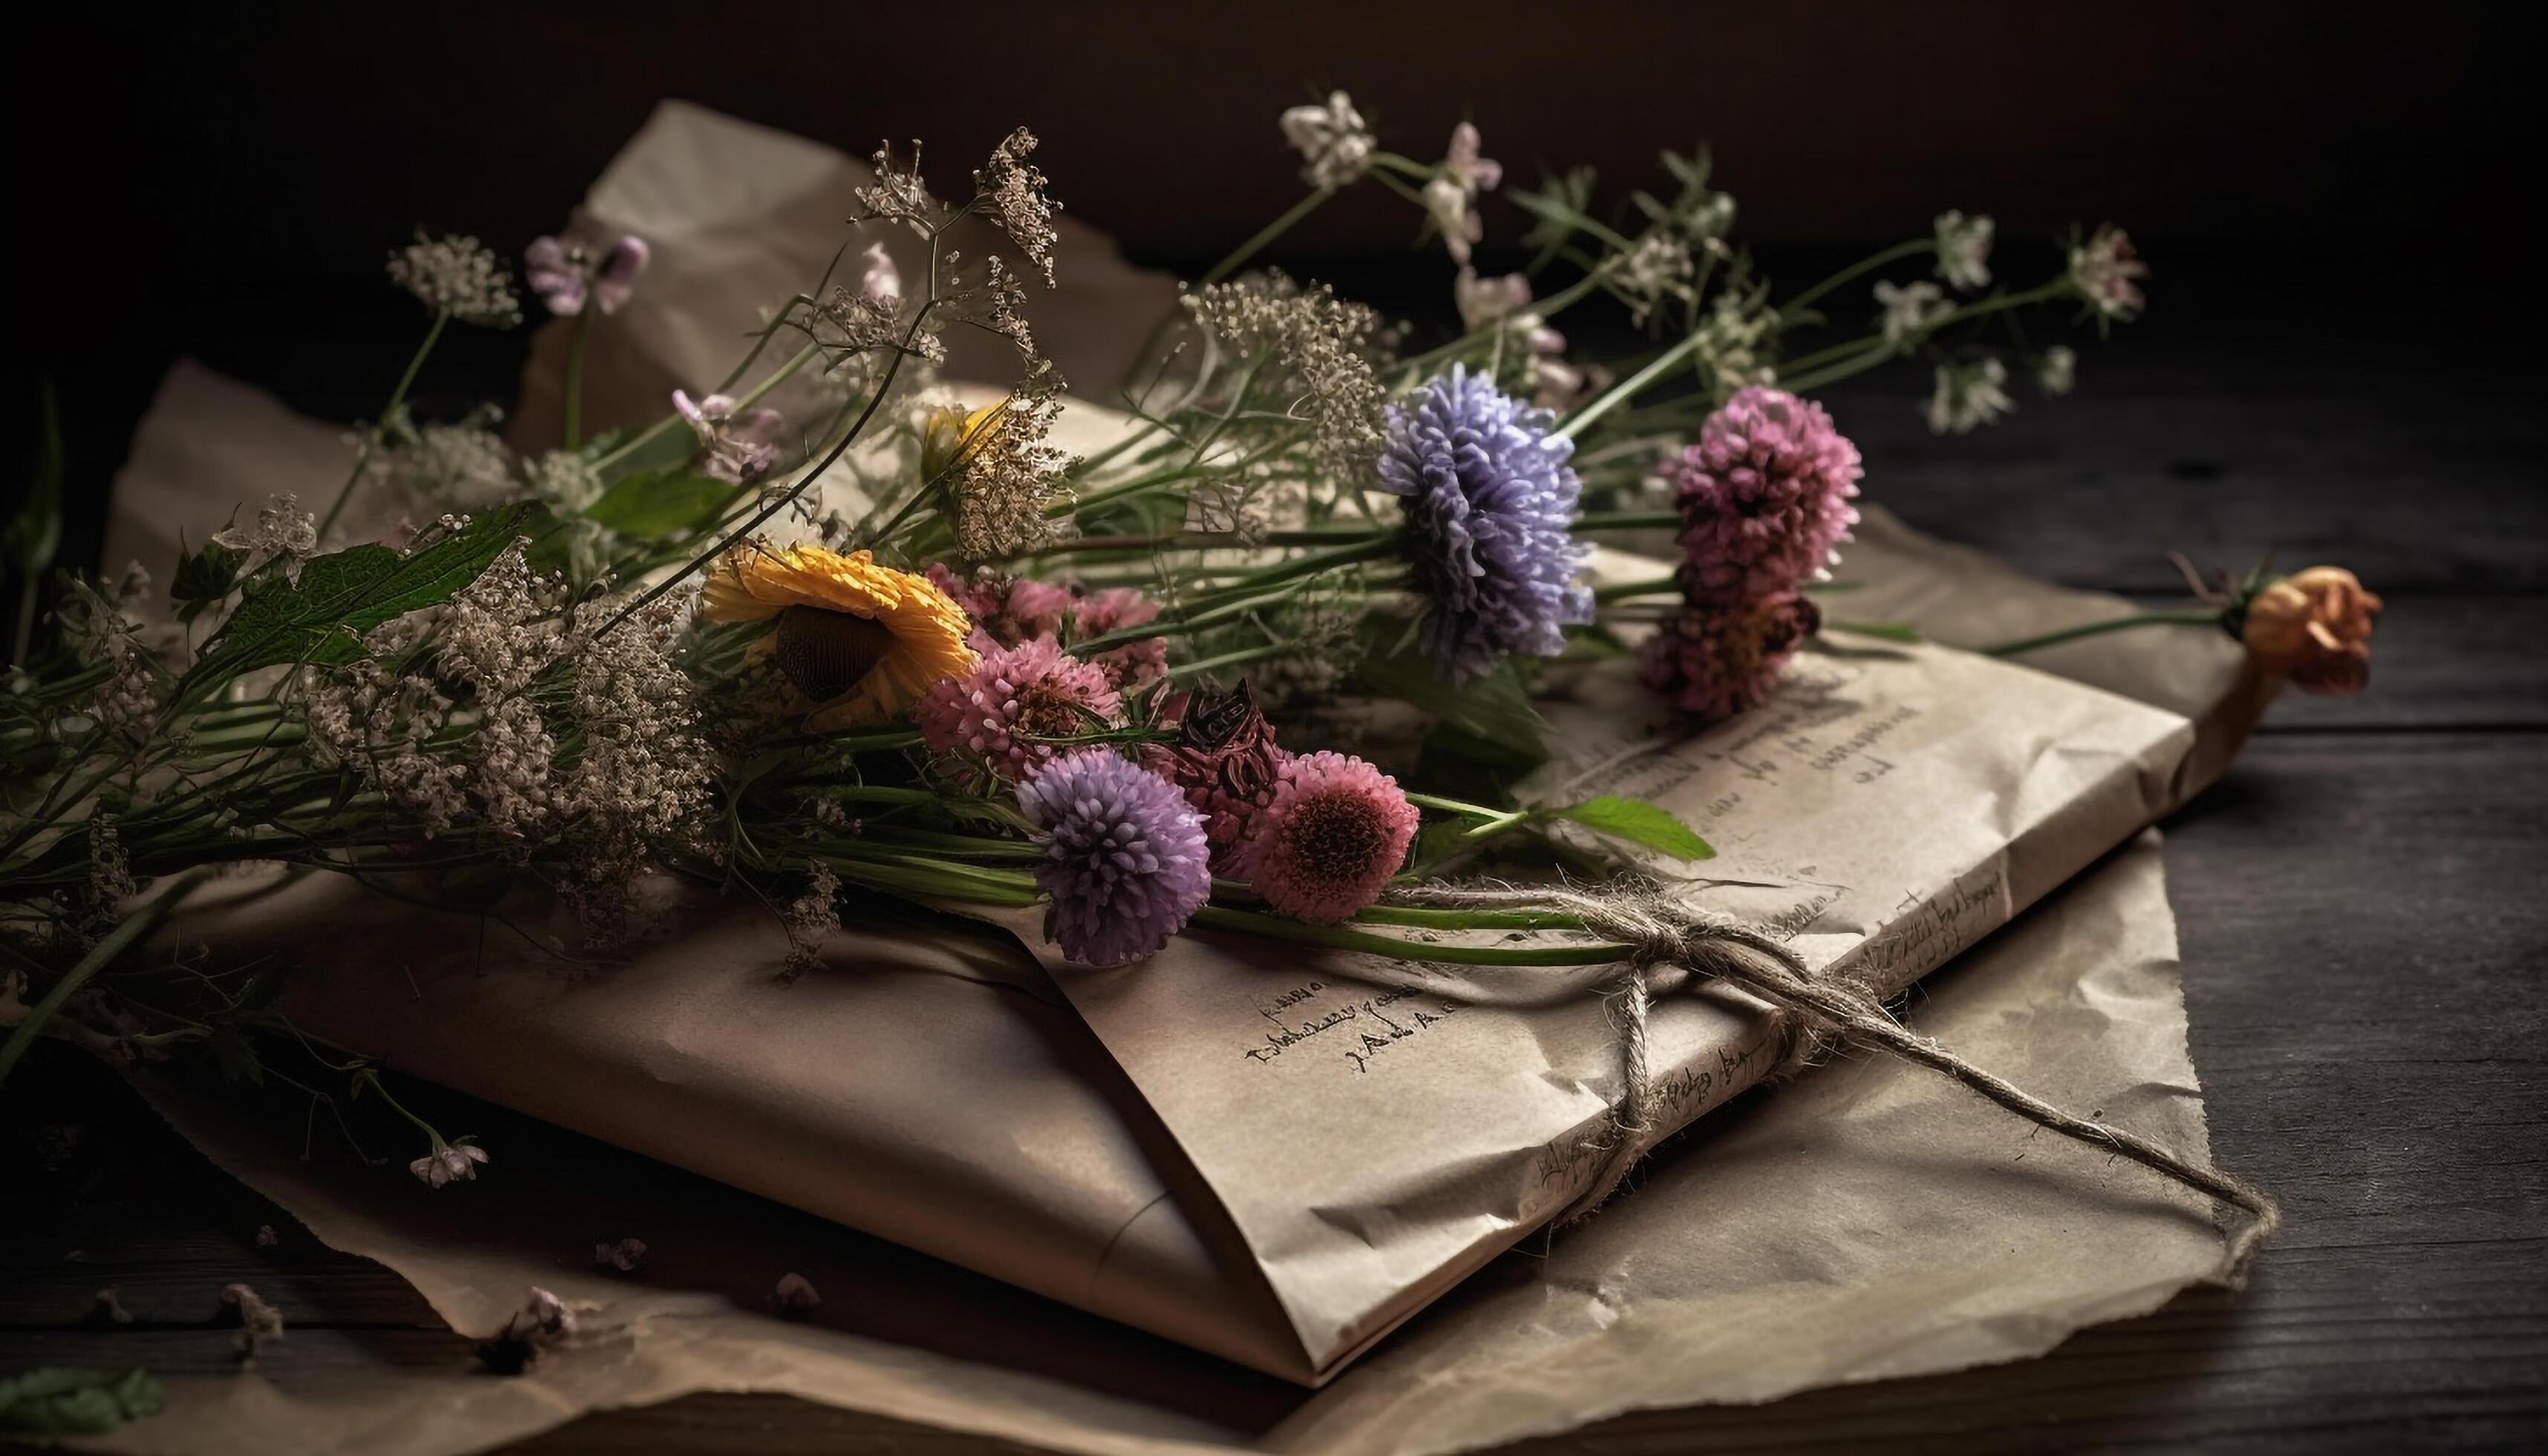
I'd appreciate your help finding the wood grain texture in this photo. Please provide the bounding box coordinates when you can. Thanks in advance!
[7,306,2544,1452]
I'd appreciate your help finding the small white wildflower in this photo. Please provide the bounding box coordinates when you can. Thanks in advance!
[1933,210,1995,290]
[211,493,319,585]
[1874,279,1950,349]
[1612,232,1696,326]
[2036,345,2078,397]
[1694,279,1780,391]
[387,233,521,328]
[947,384,1073,561]
[1279,91,1374,190]
[1454,267,1532,331]
[859,241,900,305]
[855,140,945,234]
[1423,122,1503,266]
[779,861,842,981]
[975,127,1061,288]
[409,1142,490,1188]
[2068,225,2148,319]
[1185,273,1388,482]
[522,452,604,513]
[1926,357,2016,435]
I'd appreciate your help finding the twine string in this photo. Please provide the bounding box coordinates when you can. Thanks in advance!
[1382,883,2281,1279]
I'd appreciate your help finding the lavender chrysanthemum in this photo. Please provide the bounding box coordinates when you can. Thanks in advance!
[1016,750,1211,966]
[1377,365,1592,682]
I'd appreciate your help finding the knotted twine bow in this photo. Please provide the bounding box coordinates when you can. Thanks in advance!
[1382,883,2281,1282]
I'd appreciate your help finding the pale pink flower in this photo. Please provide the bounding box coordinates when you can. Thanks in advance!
[2068,225,2148,319]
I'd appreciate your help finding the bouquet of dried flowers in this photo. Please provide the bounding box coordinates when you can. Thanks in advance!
[0,99,2376,1192]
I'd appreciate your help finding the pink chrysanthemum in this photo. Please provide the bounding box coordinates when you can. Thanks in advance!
[1141,684,1284,868]
[1016,750,1211,966]
[1073,587,1169,687]
[1233,750,1420,924]
[1669,386,1863,607]
[1636,592,1821,724]
[915,637,1122,784]
[923,565,1073,651]
[922,562,1006,623]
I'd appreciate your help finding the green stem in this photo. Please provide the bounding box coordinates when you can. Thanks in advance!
[1201,187,1335,287]
[1392,271,1607,386]
[319,311,448,539]
[1556,329,1709,442]
[9,573,35,671]
[1574,511,1681,533]
[1169,641,1296,681]
[1223,534,1398,592]
[1983,610,2224,657]
[597,339,825,474]
[0,871,208,1085]
[561,304,595,449]
[1821,620,1922,643]
[1778,238,1934,319]
[1594,574,1679,604]
[1189,904,1622,966]
[1076,579,1316,655]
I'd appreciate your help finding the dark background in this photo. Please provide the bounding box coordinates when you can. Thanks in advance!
[12,0,2544,579]
[8,8,2548,1449]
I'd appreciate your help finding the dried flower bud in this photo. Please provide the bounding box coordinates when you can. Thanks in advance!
[773,1273,822,1316]
[2242,566,2382,695]
[221,1282,285,1359]
[920,401,1004,483]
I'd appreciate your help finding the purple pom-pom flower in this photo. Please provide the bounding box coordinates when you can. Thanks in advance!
[1668,386,1862,607]
[1377,365,1593,682]
[1016,750,1212,966]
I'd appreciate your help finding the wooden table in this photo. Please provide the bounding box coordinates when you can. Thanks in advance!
[6,279,2544,1452]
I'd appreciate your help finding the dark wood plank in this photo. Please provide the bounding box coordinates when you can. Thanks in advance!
[1821,352,2547,597]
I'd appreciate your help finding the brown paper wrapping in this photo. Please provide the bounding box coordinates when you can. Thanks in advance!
[105,360,2257,1388]
[93,833,2223,1456]
[77,102,2276,1444]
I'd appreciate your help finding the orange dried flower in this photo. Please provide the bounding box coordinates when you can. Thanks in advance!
[2241,566,2382,695]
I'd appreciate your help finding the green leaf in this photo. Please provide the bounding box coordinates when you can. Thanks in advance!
[1550,795,1714,861]
[4,380,65,577]
[169,536,246,622]
[1821,619,1921,643]
[0,1368,162,1436]
[205,1027,264,1086]
[1402,816,1476,878]
[1353,631,1549,768]
[181,502,552,696]
[584,469,739,540]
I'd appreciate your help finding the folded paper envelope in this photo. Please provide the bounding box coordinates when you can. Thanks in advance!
[117,367,2257,1387]
[106,100,2266,1385]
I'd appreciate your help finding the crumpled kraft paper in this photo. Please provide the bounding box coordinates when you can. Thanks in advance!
[97,361,2242,1389]
[83,833,2217,1456]
[72,98,2262,1449]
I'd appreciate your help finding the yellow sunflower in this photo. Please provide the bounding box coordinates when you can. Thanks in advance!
[699,545,978,729]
